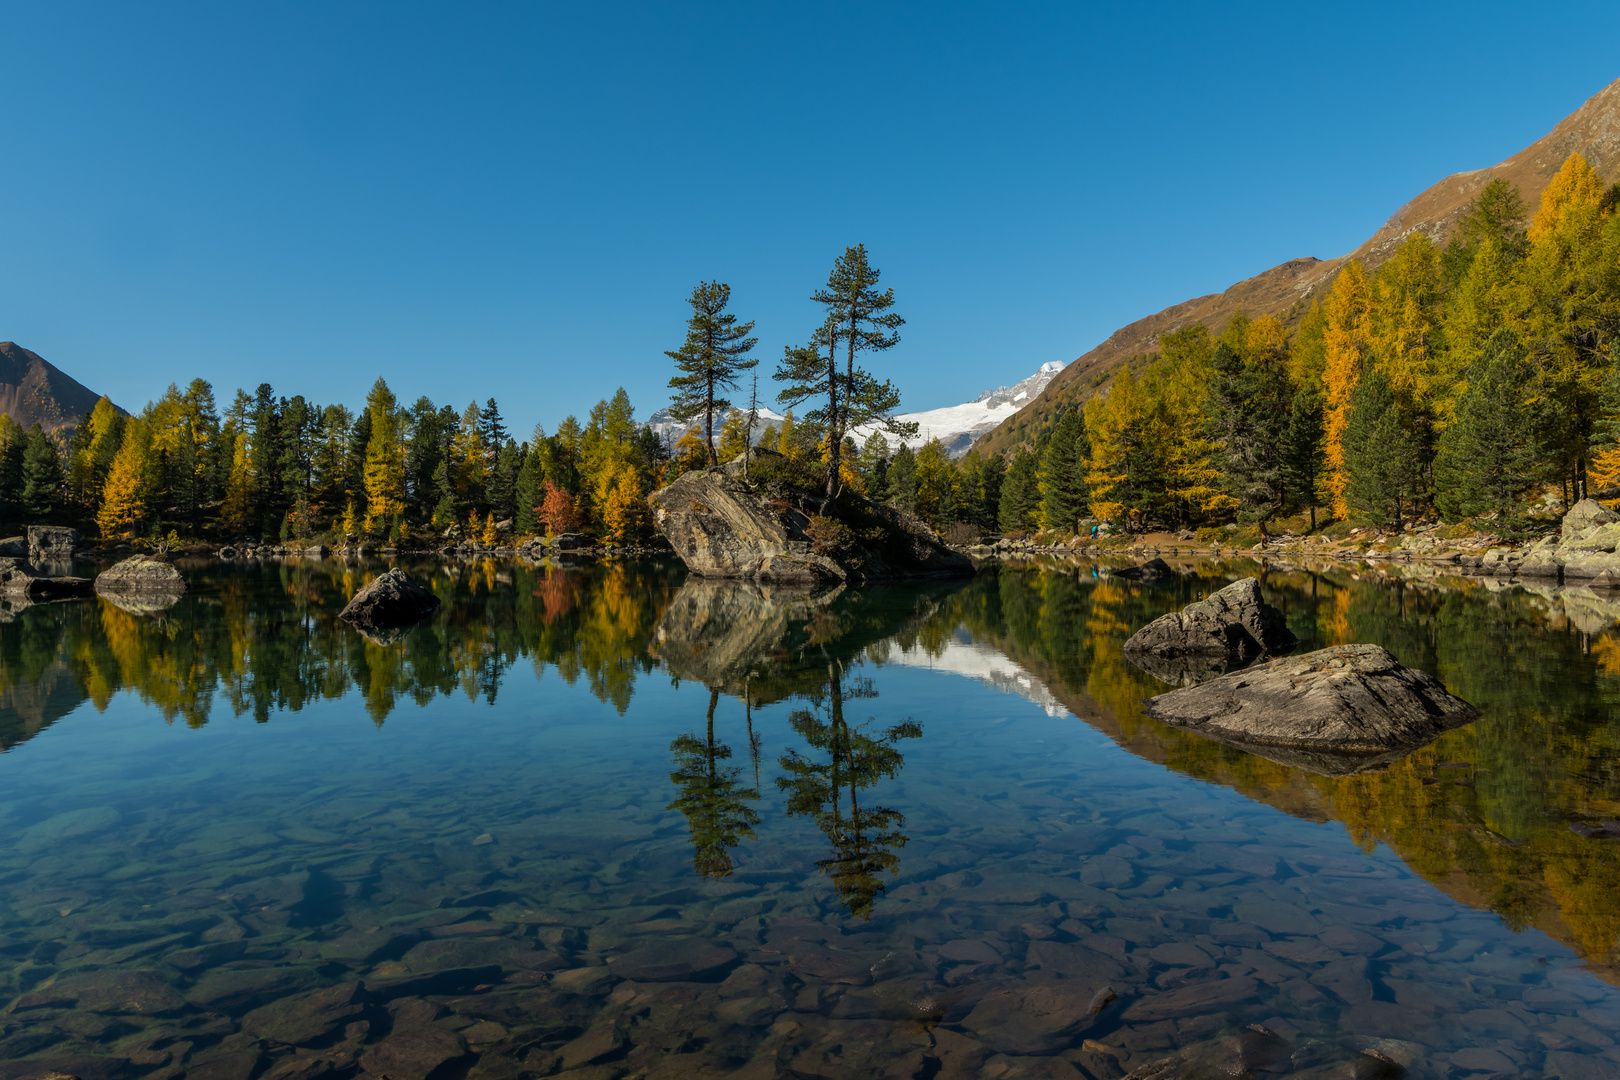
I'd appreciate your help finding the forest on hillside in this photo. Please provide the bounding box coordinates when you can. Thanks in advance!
[1,156,1616,547]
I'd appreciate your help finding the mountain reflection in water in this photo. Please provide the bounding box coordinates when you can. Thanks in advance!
[3,556,1620,1076]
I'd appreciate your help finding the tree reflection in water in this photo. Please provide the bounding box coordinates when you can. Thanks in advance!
[667,687,761,880]
[776,663,920,918]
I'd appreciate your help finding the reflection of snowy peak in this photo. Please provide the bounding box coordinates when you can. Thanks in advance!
[854,360,1067,459]
[880,632,1070,718]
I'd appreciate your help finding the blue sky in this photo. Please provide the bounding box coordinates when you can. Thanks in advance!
[2,2,1618,439]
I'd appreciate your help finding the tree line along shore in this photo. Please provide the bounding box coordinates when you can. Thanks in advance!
[2,156,1618,555]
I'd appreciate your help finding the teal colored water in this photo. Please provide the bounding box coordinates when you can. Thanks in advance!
[1,556,1618,1079]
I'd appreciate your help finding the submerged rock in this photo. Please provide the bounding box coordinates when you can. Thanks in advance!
[94,555,186,596]
[339,568,441,629]
[649,450,972,583]
[0,557,92,599]
[1144,644,1479,771]
[1123,577,1295,664]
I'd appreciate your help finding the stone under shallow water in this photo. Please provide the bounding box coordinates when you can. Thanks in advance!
[0,558,1616,1080]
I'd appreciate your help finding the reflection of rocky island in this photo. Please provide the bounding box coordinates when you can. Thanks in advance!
[651,576,953,914]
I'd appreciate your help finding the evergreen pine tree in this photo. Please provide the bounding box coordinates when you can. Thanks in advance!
[777,246,916,497]
[514,445,542,534]
[998,449,1041,534]
[667,281,759,467]
[887,444,918,509]
[1205,339,1291,528]
[1342,370,1424,529]
[1279,385,1325,527]
[0,417,24,519]
[490,439,520,522]
[1039,409,1089,532]
[977,453,1006,532]
[1435,331,1540,521]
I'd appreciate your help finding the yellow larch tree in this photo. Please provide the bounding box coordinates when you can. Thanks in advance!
[453,400,486,507]
[602,464,647,543]
[1322,261,1374,517]
[362,378,406,534]
[1529,152,1606,243]
[1369,235,1445,407]
[97,418,150,539]
[1155,326,1229,521]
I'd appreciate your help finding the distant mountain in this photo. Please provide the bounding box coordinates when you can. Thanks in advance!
[857,360,1067,458]
[646,360,1068,462]
[0,342,115,435]
[643,403,789,450]
[973,75,1620,458]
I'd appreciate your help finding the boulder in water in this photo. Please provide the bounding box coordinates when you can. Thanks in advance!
[1123,577,1295,662]
[1144,644,1479,768]
[1112,557,1174,580]
[0,536,25,557]
[27,525,79,563]
[95,555,186,596]
[339,568,441,629]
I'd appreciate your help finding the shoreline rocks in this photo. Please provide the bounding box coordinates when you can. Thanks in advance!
[338,568,441,630]
[1144,643,1480,774]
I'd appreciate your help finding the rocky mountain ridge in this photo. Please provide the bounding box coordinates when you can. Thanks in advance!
[0,342,114,435]
[973,75,1620,459]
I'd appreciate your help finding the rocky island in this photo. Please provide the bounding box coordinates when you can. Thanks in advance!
[649,449,973,584]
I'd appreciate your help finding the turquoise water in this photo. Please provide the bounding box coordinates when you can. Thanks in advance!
[1,557,1618,1079]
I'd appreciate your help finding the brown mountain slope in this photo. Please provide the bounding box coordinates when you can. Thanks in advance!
[0,341,116,434]
[974,75,1620,459]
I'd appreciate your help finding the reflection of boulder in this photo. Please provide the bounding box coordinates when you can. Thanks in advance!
[1145,644,1479,771]
[339,568,441,629]
[650,578,844,694]
[649,452,973,583]
[98,591,183,616]
[1124,650,1237,689]
[95,555,187,597]
[1123,577,1295,663]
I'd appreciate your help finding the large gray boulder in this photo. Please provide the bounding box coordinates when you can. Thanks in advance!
[27,525,79,563]
[0,536,25,557]
[1123,578,1296,661]
[339,568,441,629]
[650,458,972,584]
[1144,644,1479,773]
[0,557,92,599]
[95,555,186,596]
[1563,498,1617,539]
